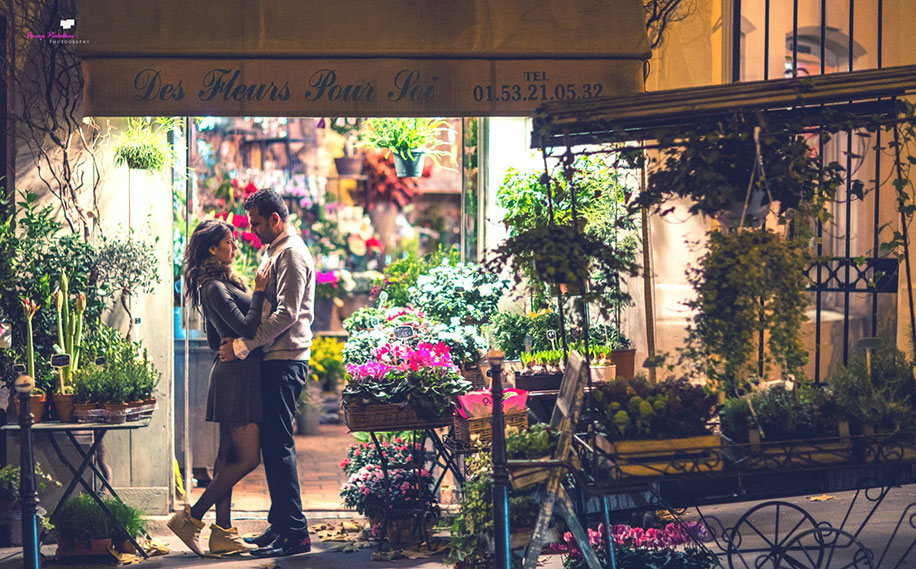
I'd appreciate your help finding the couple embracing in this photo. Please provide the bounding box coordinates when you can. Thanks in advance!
[169,189,313,558]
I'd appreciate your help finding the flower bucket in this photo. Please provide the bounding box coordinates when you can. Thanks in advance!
[312,297,334,331]
[610,349,637,380]
[393,153,425,177]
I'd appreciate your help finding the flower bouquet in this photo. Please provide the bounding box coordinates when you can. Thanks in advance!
[555,522,717,569]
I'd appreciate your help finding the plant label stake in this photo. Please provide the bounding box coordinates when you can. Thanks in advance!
[95,356,106,366]
[546,329,557,351]
[0,322,10,349]
[370,317,380,328]
[50,354,71,369]
[12,363,26,375]
[377,291,389,308]
[394,326,415,340]
[524,334,533,353]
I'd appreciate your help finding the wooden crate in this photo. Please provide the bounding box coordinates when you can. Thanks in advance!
[343,403,452,432]
[453,409,528,446]
[508,455,554,490]
[595,434,723,478]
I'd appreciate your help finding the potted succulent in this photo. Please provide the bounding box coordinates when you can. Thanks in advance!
[360,117,453,177]
[55,494,112,558]
[592,376,720,478]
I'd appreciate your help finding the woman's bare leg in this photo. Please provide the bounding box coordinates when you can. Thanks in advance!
[190,423,260,527]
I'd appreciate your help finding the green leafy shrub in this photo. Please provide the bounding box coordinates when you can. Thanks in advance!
[683,230,810,395]
[103,498,146,541]
[828,345,916,432]
[491,311,563,360]
[55,494,110,541]
[408,258,509,324]
[373,246,460,307]
[505,423,559,459]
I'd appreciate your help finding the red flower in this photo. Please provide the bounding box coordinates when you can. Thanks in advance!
[365,236,382,252]
[242,182,258,198]
[231,214,250,229]
[240,231,262,249]
[215,212,229,221]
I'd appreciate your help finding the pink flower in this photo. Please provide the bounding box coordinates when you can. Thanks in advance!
[317,271,339,285]
[230,214,250,229]
[242,182,258,198]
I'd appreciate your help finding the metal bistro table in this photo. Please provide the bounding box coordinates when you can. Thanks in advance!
[2,419,153,558]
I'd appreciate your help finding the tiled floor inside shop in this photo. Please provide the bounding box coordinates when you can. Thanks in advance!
[190,422,354,512]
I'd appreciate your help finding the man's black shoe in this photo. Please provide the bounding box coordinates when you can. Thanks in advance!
[243,527,279,547]
[250,532,311,558]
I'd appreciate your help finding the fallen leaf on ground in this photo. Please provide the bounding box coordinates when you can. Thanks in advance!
[808,494,836,502]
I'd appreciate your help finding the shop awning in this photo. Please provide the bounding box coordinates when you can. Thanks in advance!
[76,0,651,117]
[532,65,916,147]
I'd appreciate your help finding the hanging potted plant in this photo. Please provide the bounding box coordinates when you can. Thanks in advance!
[324,117,365,177]
[360,117,453,177]
[114,118,174,172]
[636,113,849,228]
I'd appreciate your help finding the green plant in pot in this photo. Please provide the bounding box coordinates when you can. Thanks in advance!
[55,493,112,556]
[637,112,849,228]
[114,117,174,171]
[360,117,453,177]
[103,497,146,553]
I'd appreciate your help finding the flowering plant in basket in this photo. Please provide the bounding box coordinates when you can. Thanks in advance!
[340,464,439,521]
[343,342,472,418]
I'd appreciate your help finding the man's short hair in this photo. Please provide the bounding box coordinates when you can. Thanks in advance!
[244,188,289,221]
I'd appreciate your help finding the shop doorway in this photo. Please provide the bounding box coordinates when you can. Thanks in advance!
[175,116,480,511]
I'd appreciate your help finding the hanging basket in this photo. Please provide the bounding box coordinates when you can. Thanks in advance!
[393,153,425,177]
[334,156,364,177]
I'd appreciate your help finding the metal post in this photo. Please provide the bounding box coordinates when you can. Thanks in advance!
[15,375,40,569]
[487,350,511,569]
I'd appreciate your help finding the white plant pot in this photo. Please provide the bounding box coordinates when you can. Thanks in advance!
[590,364,616,383]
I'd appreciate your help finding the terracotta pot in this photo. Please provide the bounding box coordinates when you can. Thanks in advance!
[52,393,76,423]
[115,539,137,554]
[12,394,47,424]
[610,349,637,380]
[103,403,130,424]
[56,537,113,558]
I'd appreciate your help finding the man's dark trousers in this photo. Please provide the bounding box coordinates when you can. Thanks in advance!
[261,359,309,536]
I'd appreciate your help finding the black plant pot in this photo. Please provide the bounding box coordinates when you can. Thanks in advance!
[393,153,425,177]
[334,156,363,177]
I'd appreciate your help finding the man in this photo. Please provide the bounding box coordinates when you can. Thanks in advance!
[218,189,313,558]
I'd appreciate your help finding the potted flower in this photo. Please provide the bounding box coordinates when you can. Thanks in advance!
[557,522,717,569]
[324,117,365,177]
[12,297,46,423]
[340,464,439,546]
[314,269,355,331]
[360,117,453,177]
[593,376,720,478]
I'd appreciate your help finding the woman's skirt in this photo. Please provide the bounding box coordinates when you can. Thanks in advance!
[205,353,263,425]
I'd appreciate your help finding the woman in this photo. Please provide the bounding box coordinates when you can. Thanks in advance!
[169,219,271,556]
